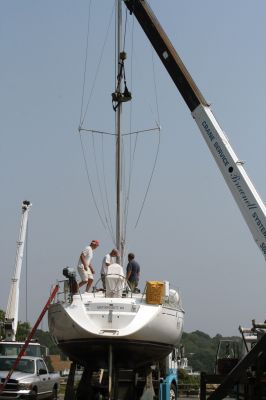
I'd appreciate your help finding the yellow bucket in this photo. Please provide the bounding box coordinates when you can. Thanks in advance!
[146,281,164,304]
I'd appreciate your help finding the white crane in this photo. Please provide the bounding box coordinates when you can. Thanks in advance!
[4,201,32,341]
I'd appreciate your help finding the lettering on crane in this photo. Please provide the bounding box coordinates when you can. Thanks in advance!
[213,142,229,167]
[252,212,266,238]
[231,174,257,210]
[202,121,215,141]
[260,242,266,255]
[202,118,258,214]
[202,121,229,166]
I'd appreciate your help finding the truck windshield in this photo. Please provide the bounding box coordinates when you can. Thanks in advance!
[0,343,41,357]
[0,358,34,373]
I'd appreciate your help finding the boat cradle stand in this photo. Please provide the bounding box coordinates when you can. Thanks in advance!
[63,344,159,400]
[63,344,132,400]
[200,331,266,399]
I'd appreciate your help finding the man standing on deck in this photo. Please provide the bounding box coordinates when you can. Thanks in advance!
[126,253,140,291]
[77,239,99,292]
[101,248,119,289]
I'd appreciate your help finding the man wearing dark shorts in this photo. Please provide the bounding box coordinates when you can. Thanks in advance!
[126,253,140,291]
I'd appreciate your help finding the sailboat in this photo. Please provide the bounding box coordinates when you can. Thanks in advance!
[48,0,184,372]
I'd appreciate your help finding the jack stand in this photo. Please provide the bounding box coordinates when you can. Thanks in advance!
[76,367,93,400]
[108,345,113,400]
[64,362,76,400]
[140,367,155,400]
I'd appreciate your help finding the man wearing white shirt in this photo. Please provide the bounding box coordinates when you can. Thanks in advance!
[77,239,99,292]
[101,249,119,289]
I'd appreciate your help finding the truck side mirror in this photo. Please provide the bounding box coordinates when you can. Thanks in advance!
[38,368,47,375]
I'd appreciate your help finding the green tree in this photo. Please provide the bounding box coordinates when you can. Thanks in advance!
[181,330,241,374]
[34,329,62,356]
[16,322,31,341]
[0,309,5,322]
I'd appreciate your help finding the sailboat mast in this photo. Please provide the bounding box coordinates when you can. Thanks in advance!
[115,0,123,264]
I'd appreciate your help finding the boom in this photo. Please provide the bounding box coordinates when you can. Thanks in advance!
[124,0,266,260]
[4,201,32,341]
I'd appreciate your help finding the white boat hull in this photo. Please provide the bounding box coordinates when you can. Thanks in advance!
[48,289,184,368]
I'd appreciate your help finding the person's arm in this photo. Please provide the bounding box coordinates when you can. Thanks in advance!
[89,264,95,274]
[80,253,88,270]
[86,248,95,273]
[126,264,131,280]
[105,255,111,270]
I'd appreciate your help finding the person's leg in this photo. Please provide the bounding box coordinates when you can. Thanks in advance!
[85,278,94,292]
[78,268,88,289]
[101,274,106,289]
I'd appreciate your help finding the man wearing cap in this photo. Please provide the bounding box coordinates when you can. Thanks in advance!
[101,249,119,289]
[77,240,99,292]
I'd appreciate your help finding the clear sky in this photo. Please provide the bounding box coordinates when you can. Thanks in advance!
[1,0,266,338]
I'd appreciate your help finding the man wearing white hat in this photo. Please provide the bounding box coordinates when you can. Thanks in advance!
[77,239,99,292]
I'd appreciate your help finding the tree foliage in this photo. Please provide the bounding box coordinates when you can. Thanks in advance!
[0,310,4,322]
[16,322,31,341]
[181,330,240,374]
[34,329,63,356]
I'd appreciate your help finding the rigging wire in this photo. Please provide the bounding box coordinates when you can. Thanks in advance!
[79,127,159,136]
[134,133,161,228]
[151,47,161,128]
[115,1,117,90]
[134,45,161,228]
[122,7,135,244]
[78,1,117,245]
[79,2,115,129]
[122,13,162,234]
[79,0,92,128]
[92,134,116,243]
[123,13,133,234]
[79,132,107,230]
[78,1,162,243]
[123,8,128,52]
[123,127,160,136]
[122,12,162,231]
[79,128,114,136]
[101,134,116,244]
[124,131,138,233]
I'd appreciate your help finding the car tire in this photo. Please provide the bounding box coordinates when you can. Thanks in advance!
[29,389,37,400]
[169,383,177,400]
[51,386,58,400]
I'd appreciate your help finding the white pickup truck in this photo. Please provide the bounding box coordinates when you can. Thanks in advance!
[0,356,60,400]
